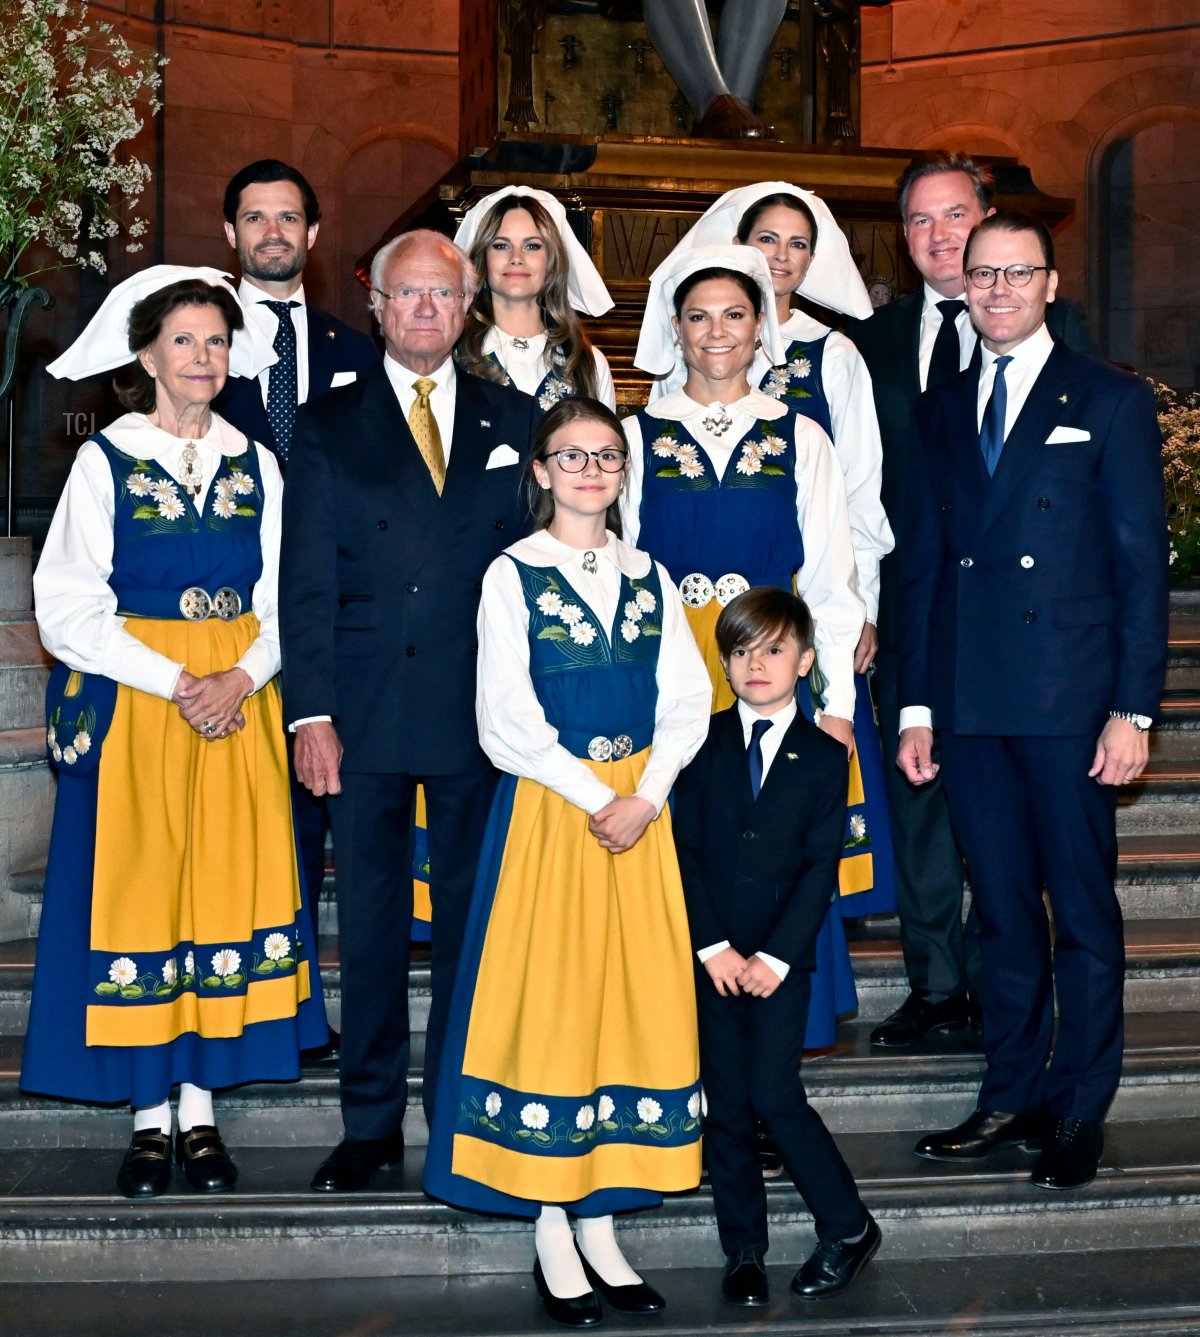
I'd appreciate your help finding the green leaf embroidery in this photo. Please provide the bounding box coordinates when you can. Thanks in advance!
[538,625,568,641]
[131,505,159,519]
[761,464,787,476]
[94,981,119,995]
[654,466,681,478]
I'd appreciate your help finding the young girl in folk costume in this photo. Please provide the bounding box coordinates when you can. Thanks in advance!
[658,182,897,923]
[424,398,711,1327]
[623,244,864,1049]
[454,185,617,412]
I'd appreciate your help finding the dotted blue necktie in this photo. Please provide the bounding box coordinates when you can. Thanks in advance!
[263,299,299,461]
[748,718,772,800]
[980,354,1013,477]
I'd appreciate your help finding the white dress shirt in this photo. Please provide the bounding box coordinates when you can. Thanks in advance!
[695,698,799,982]
[751,311,894,622]
[239,278,311,406]
[482,327,617,411]
[384,353,458,461]
[621,387,864,722]
[899,321,1056,733]
[918,282,976,391]
[35,413,283,701]
[476,528,712,816]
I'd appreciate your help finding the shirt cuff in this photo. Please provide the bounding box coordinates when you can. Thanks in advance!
[234,643,278,693]
[697,941,731,963]
[755,950,790,982]
[899,706,933,733]
[289,715,333,732]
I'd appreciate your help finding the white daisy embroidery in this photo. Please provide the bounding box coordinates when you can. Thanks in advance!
[212,494,238,519]
[126,471,154,496]
[634,589,656,614]
[211,948,241,977]
[636,1097,663,1124]
[157,495,186,521]
[559,604,584,625]
[535,590,564,617]
[62,744,77,765]
[788,356,812,379]
[108,957,138,987]
[162,958,177,986]
[597,1094,615,1121]
[184,951,195,976]
[687,1091,701,1119]
[623,600,643,623]
[73,730,90,755]
[576,1104,596,1131]
[759,434,787,457]
[149,478,178,503]
[520,1102,550,1131]
[620,619,640,643]
[485,1092,502,1118]
[651,435,677,457]
[569,622,597,647]
[230,470,255,495]
[849,814,867,840]
[263,933,291,961]
[678,458,705,479]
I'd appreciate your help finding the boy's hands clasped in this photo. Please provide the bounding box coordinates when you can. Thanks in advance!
[703,946,783,998]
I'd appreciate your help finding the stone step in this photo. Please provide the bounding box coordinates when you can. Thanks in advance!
[1119,757,1200,833]
[2,1119,1199,1284]
[2,1011,1198,1150]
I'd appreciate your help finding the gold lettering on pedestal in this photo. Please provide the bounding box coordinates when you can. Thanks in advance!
[601,212,701,280]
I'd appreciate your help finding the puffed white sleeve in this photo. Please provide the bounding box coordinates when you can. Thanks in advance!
[234,441,283,690]
[591,346,617,411]
[33,440,184,700]
[619,413,645,545]
[823,331,894,624]
[476,556,619,814]
[634,562,712,813]
[792,418,864,722]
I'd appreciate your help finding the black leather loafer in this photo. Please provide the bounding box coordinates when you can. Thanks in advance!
[576,1242,664,1313]
[533,1258,602,1327]
[1031,1117,1104,1191]
[756,1122,784,1178]
[116,1129,173,1198]
[870,990,970,1047]
[791,1215,880,1299]
[310,1132,405,1192]
[175,1124,237,1193]
[914,1107,1052,1161]
[721,1249,769,1307]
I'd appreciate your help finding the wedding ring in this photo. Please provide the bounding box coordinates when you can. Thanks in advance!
[204,721,215,734]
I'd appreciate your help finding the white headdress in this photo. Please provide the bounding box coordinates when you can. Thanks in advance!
[46,265,278,381]
[672,181,872,321]
[453,185,613,317]
[634,245,784,398]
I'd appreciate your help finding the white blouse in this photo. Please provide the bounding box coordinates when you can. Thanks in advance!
[620,387,864,722]
[482,326,617,410]
[476,528,712,816]
[34,412,283,701]
[751,311,893,624]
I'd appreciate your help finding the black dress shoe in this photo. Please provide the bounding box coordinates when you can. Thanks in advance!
[576,1242,664,1314]
[1030,1117,1104,1191]
[756,1122,784,1178]
[302,1025,341,1061]
[870,991,970,1047]
[175,1124,237,1193]
[791,1214,881,1299]
[914,1107,1052,1161]
[533,1258,602,1327]
[116,1130,173,1198]
[310,1133,405,1192]
[721,1249,769,1307]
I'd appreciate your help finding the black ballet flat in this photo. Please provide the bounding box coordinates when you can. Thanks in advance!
[533,1257,602,1328]
[175,1124,238,1193]
[116,1129,173,1198]
[576,1241,665,1314]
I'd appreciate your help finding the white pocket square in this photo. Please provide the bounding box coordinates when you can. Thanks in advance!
[1045,425,1091,444]
[486,443,521,470]
[330,371,358,388]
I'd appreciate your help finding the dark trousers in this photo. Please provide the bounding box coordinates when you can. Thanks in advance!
[873,649,981,1000]
[327,768,497,1140]
[697,965,866,1256]
[939,731,1123,1121]
[288,739,330,960]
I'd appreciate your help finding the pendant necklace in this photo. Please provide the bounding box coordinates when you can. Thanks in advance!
[582,550,597,574]
[179,442,203,497]
[701,402,734,436]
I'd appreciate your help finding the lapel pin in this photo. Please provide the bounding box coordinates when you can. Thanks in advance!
[480,419,491,428]
[786,752,798,761]
[327,330,336,339]
[1059,394,1068,403]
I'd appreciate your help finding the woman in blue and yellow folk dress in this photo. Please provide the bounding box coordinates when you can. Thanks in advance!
[424,397,711,1328]
[21,266,327,1198]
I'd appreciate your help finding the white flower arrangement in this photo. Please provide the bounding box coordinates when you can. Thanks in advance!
[735,443,763,477]
[520,1101,550,1131]
[126,471,154,496]
[652,436,706,479]
[0,0,165,284]
[597,1094,615,1121]
[73,729,90,754]
[108,956,137,986]
[263,933,290,961]
[161,957,177,986]
[636,1096,663,1124]
[211,948,241,977]
[485,1091,502,1118]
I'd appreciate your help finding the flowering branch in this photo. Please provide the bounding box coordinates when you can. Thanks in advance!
[1152,378,1200,581]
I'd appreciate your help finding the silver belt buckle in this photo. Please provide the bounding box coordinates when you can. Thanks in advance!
[611,734,633,760]
[212,587,242,621]
[587,733,633,762]
[179,587,211,621]
[715,573,749,606]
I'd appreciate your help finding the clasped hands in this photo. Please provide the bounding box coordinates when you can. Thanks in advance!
[172,668,252,740]
[588,794,656,854]
[703,945,781,998]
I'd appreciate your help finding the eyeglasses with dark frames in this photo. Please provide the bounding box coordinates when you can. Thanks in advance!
[965,264,1051,289]
[544,448,629,474]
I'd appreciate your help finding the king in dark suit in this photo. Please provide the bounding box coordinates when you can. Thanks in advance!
[279,229,537,1192]
[897,210,1168,1190]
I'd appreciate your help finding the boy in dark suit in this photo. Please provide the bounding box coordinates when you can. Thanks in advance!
[674,588,880,1308]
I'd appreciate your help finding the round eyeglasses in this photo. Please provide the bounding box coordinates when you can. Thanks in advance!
[373,286,464,306]
[965,264,1050,289]
[545,448,629,474]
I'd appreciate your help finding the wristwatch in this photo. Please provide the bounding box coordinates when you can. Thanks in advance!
[1109,711,1153,733]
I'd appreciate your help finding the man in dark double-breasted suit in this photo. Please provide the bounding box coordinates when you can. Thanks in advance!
[280,230,536,1192]
[897,210,1168,1190]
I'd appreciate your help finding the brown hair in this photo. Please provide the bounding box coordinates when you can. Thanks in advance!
[897,150,994,221]
[673,266,762,319]
[113,279,244,413]
[456,194,600,399]
[524,397,626,535]
[736,191,819,252]
[716,587,814,659]
[964,208,1056,271]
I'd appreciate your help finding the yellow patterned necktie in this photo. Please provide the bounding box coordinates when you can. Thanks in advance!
[408,377,446,495]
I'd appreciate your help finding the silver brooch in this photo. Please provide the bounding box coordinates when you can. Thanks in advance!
[179,442,203,498]
[701,402,733,436]
[510,337,530,351]
[582,549,597,574]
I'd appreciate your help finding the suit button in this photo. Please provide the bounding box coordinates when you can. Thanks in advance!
[941,503,953,512]
[1037,497,1050,509]
[960,557,973,568]
[407,583,418,594]
[742,831,757,841]
[470,643,479,656]
[1020,555,1035,569]
[1023,611,1036,624]
[494,519,505,530]
[405,645,416,656]
[377,520,388,531]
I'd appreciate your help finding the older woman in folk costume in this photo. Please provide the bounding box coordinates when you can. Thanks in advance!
[22,266,326,1198]
[624,244,866,1049]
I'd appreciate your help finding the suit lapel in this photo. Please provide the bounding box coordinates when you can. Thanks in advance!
[306,310,334,396]
[947,372,990,508]
[356,365,443,515]
[754,711,810,812]
[713,709,756,814]
[441,372,514,507]
[899,292,923,400]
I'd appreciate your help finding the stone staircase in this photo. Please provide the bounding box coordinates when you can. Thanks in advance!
[2,603,1200,1334]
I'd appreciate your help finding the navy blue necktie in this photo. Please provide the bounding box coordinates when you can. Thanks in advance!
[980,354,1013,477]
[263,299,299,461]
[927,299,966,391]
[748,719,772,800]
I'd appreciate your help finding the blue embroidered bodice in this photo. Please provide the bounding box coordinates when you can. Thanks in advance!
[759,334,833,439]
[484,351,574,414]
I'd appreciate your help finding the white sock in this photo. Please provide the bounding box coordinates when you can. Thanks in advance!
[132,1101,171,1135]
[576,1213,642,1287]
[535,1205,588,1298]
[177,1083,214,1133]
